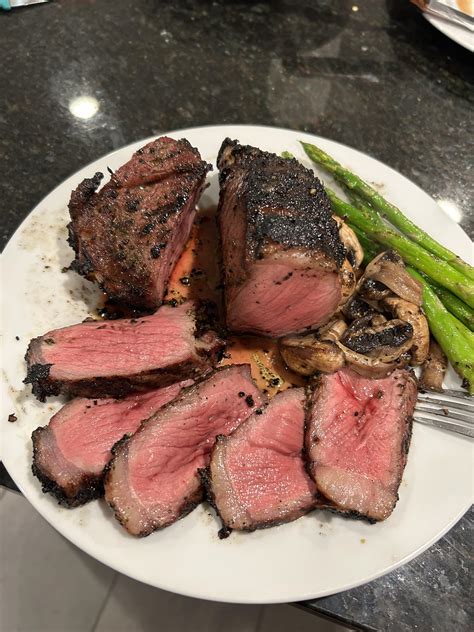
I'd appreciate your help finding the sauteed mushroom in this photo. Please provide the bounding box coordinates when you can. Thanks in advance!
[360,250,423,306]
[419,339,448,392]
[338,259,357,307]
[334,216,364,268]
[342,295,376,321]
[279,335,345,375]
[335,342,410,378]
[318,318,348,342]
[382,296,430,365]
[340,317,414,363]
[358,278,391,301]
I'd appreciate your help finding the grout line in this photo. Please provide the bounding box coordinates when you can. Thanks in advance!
[254,605,266,632]
[91,571,119,632]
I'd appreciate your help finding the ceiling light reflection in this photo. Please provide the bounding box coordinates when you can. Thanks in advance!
[69,95,99,120]
[437,199,463,224]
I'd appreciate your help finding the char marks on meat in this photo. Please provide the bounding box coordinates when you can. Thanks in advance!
[68,137,211,309]
[32,382,190,507]
[202,388,316,535]
[25,301,221,401]
[217,139,346,337]
[306,368,417,522]
[104,365,266,536]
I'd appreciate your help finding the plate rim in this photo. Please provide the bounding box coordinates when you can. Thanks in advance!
[424,13,474,52]
[1,124,472,604]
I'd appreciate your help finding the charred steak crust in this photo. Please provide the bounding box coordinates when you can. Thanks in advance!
[24,356,212,402]
[24,357,53,402]
[68,137,212,309]
[198,453,234,539]
[31,427,104,507]
[217,139,347,336]
[24,302,223,401]
[217,139,345,267]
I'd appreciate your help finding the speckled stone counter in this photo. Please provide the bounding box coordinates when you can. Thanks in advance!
[1,1,472,630]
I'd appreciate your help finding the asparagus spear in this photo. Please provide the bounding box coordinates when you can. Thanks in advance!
[349,223,474,333]
[327,189,474,309]
[347,197,474,329]
[408,269,474,394]
[426,282,474,332]
[302,141,474,281]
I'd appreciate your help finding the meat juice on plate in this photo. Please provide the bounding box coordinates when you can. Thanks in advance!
[165,206,304,396]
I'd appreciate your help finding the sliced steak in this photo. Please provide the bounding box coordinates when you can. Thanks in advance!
[306,368,417,522]
[217,139,347,337]
[68,137,211,309]
[31,381,190,507]
[104,365,265,536]
[25,301,221,401]
[202,388,316,535]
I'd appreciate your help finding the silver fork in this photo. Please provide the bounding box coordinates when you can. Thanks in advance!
[415,390,474,439]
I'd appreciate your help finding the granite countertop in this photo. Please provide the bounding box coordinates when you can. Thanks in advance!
[1,1,472,630]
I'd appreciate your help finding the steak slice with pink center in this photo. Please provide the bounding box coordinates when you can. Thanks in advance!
[217,139,346,337]
[306,368,417,522]
[104,365,265,536]
[68,136,211,310]
[31,381,191,507]
[202,388,316,536]
[24,301,222,401]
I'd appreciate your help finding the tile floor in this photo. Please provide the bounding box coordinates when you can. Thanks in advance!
[0,491,348,632]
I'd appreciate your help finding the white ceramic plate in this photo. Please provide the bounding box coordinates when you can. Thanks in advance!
[425,13,474,51]
[1,125,472,604]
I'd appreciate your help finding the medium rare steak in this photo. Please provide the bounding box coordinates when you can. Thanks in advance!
[32,381,190,507]
[202,388,316,536]
[25,301,221,401]
[68,137,211,309]
[217,139,347,337]
[104,365,265,536]
[306,368,417,522]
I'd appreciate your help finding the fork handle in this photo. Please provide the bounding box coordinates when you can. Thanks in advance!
[414,416,474,439]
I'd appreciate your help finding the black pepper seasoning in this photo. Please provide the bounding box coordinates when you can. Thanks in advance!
[245,395,254,407]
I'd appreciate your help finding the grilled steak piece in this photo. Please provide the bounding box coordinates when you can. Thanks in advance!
[25,301,221,401]
[104,365,265,536]
[31,381,190,507]
[202,388,316,535]
[306,368,417,522]
[68,137,211,309]
[217,139,347,337]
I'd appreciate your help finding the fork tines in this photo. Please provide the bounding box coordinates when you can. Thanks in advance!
[415,390,474,438]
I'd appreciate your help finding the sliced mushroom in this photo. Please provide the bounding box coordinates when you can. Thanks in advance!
[338,258,357,308]
[371,313,387,326]
[342,295,376,321]
[419,339,448,392]
[340,318,414,363]
[360,250,423,306]
[333,216,364,268]
[335,341,409,378]
[382,296,429,365]
[358,278,391,301]
[318,318,348,342]
[279,335,345,376]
